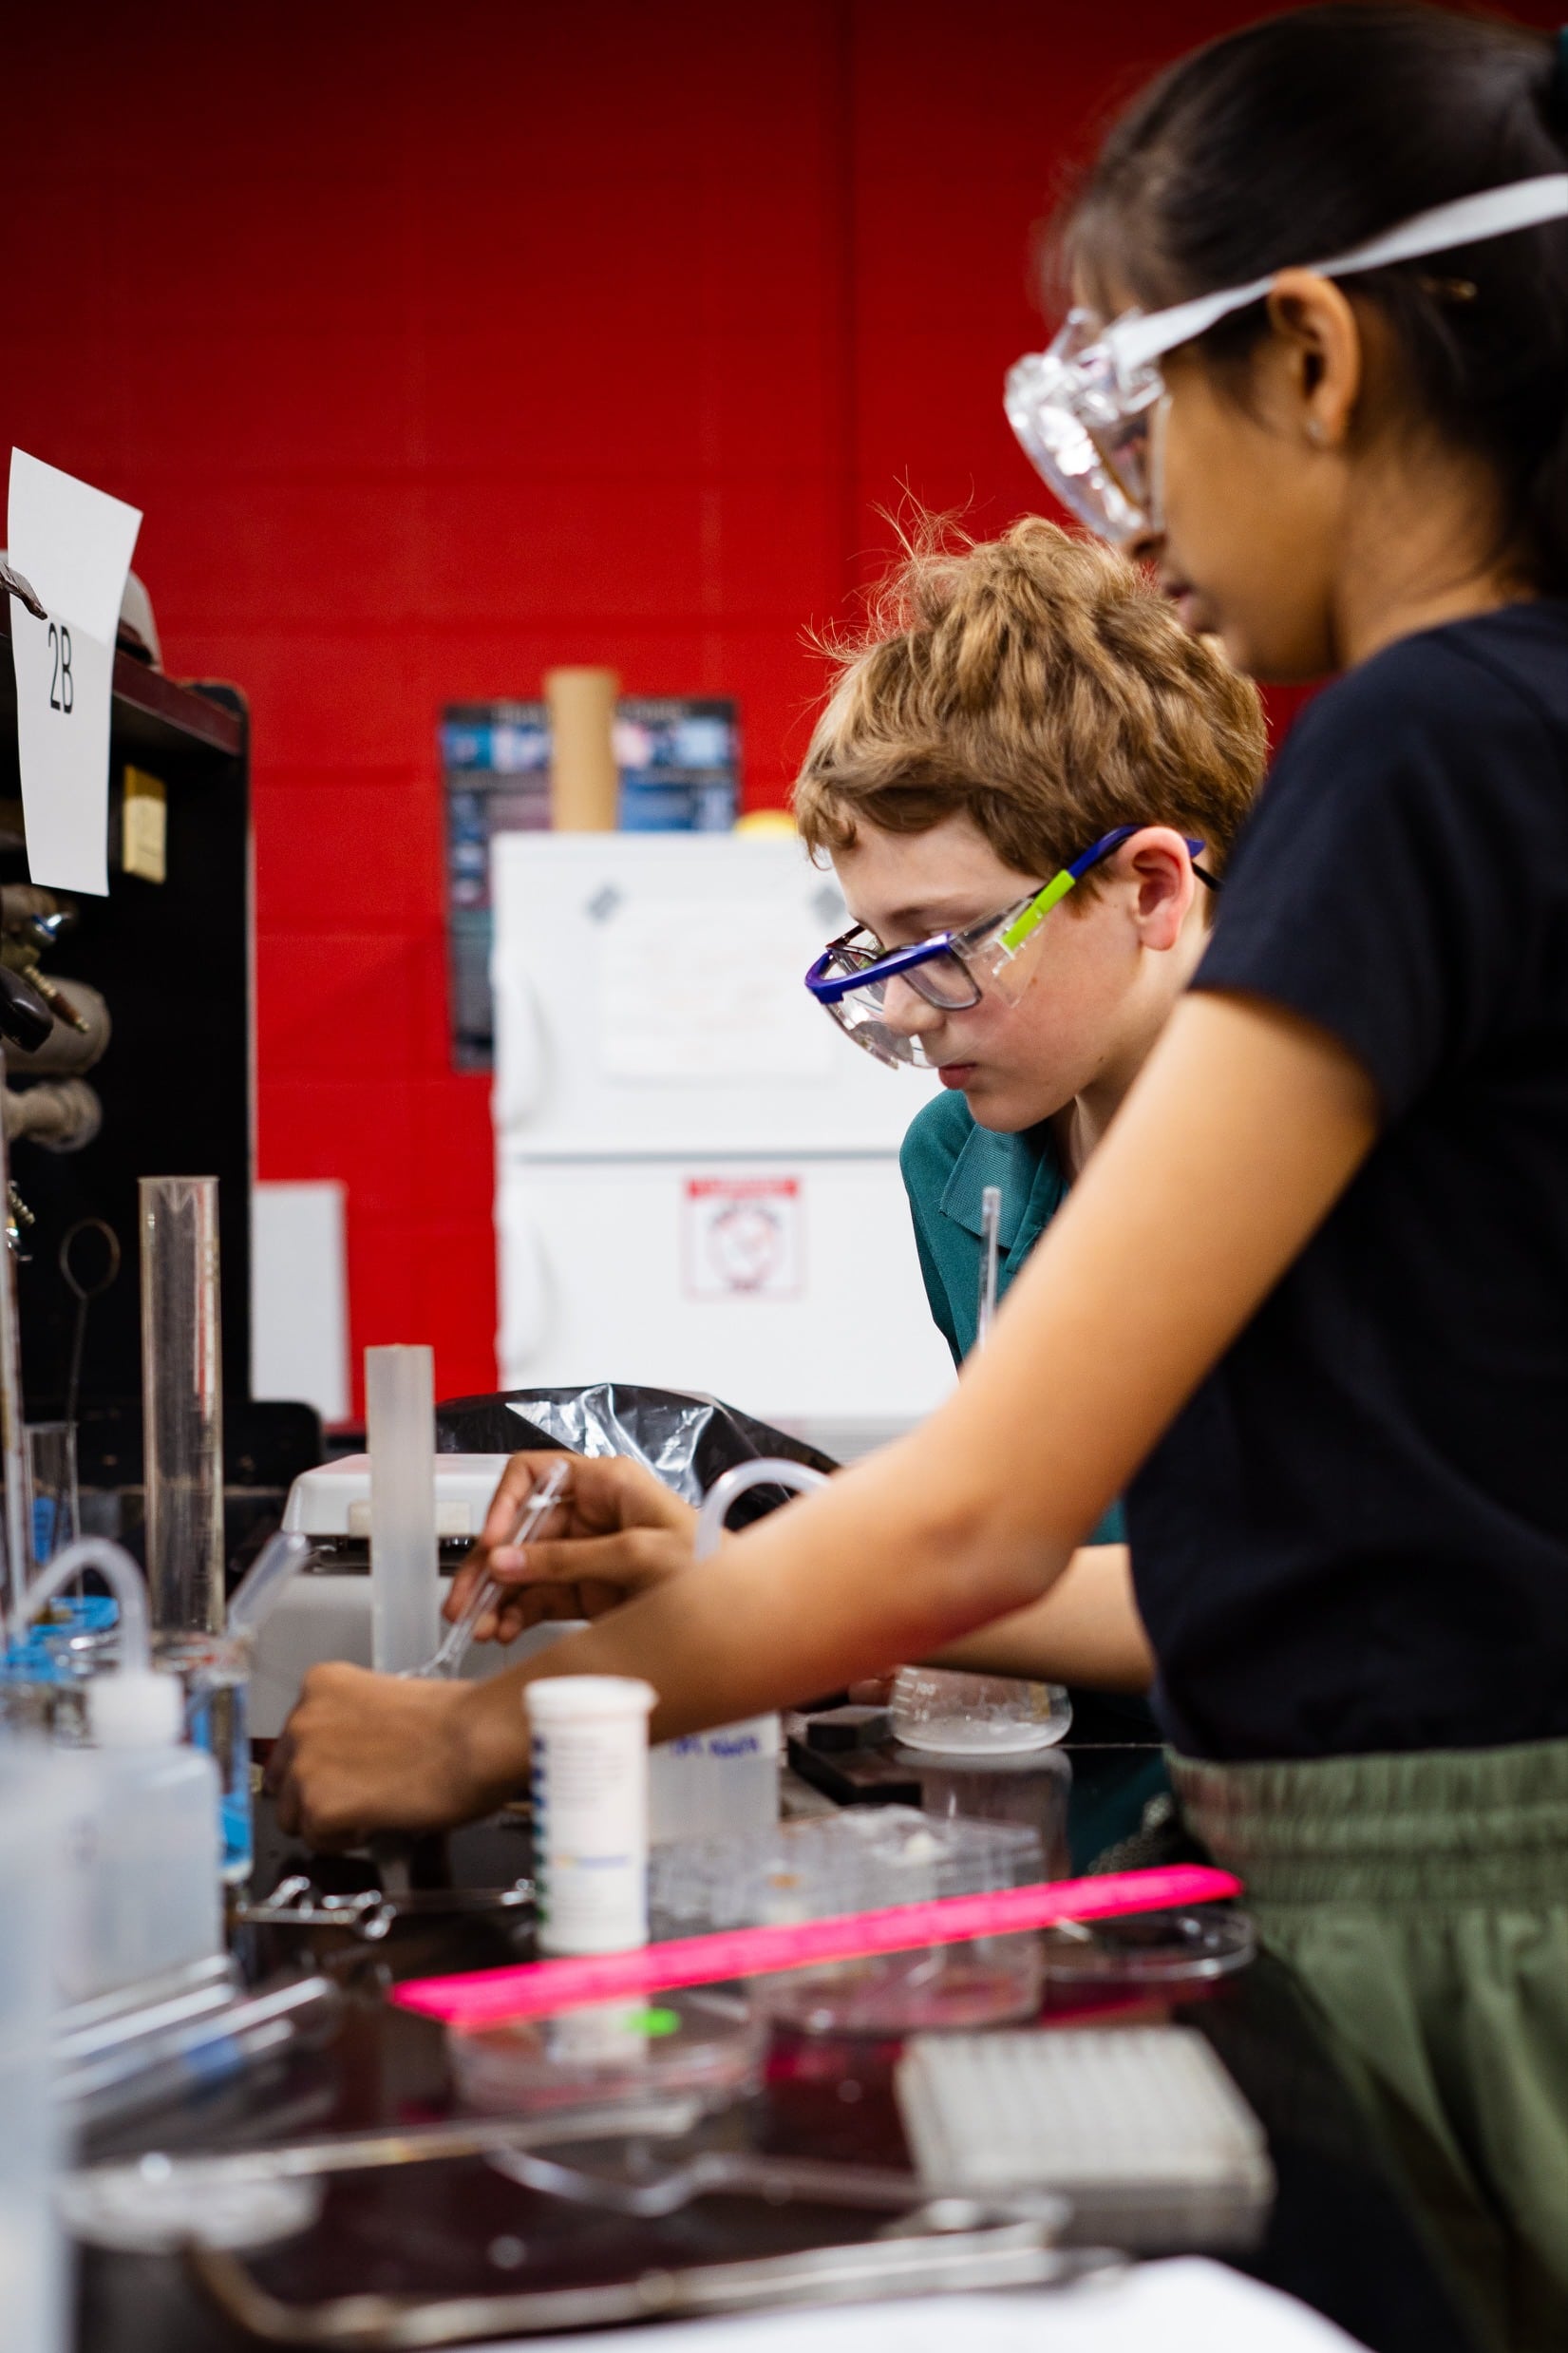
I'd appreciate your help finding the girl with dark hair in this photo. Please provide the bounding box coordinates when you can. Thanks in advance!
[278,13,1568,2329]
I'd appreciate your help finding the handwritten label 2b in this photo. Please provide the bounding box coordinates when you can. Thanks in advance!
[8,450,142,898]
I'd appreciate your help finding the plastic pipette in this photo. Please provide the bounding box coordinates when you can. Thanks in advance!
[392,1862,1244,2028]
[975,1185,1002,1350]
[415,1458,572,1679]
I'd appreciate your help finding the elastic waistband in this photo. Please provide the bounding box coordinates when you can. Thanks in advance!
[1170,1737,1568,1907]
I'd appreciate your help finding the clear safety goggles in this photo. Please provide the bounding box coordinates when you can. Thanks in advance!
[1006,173,1568,546]
[803,825,1208,1070]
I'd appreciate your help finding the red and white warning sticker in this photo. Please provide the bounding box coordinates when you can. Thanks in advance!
[682,1175,803,1300]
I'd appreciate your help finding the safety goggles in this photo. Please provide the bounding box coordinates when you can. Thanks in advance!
[1006,173,1568,547]
[803,825,1207,1070]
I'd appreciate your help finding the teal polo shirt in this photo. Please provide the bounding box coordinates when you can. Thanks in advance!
[899,1090,1126,1547]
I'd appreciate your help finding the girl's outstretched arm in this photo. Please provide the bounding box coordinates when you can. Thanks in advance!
[273,991,1376,1843]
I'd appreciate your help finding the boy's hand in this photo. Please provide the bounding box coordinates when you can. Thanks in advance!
[266,1664,525,1846]
[444,1451,700,1643]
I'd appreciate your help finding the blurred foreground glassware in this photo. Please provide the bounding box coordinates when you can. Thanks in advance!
[891,1666,1072,1757]
[0,1738,70,2353]
[140,1177,224,1634]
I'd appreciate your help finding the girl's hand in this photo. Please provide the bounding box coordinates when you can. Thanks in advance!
[443,1452,700,1643]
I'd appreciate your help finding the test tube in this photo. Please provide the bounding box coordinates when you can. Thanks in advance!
[140,1177,225,1635]
[365,1345,440,1675]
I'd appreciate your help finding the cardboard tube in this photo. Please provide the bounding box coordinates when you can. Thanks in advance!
[545,667,620,831]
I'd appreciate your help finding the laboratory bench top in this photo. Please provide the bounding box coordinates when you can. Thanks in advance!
[72,1733,1480,2353]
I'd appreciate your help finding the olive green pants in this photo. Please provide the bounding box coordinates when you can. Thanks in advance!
[1172,1740,1568,2353]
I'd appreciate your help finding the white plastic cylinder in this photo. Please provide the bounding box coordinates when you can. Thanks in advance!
[0,1740,69,2353]
[365,1346,440,1675]
[140,1176,225,1634]
[528,1675,655,1955]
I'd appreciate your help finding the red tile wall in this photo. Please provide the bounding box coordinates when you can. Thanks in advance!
[9,2,1553,1408]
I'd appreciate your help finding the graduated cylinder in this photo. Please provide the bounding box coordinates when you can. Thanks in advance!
[140,1176,225,1634]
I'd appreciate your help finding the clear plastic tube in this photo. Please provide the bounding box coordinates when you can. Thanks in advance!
[365,1345,439,1674]
[225,1532,312,1641]
[10,1538,149,1670]
[649,1460,828,1841]
[140,1178,224,1634]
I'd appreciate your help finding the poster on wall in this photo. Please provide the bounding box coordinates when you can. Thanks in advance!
[443,695,740,1070]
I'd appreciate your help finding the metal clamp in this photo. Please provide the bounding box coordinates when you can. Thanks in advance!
[236,1875,534,1942]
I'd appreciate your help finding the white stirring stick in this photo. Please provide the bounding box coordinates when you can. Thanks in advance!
[415,1459,572,1679]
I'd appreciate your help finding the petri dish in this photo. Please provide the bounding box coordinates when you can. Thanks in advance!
[758,1931,1042,2037]
[61,2161,323,2254]
[1038,1907,1256,1987]
[449,1987,765,2116]
[890,1667,1072,1756]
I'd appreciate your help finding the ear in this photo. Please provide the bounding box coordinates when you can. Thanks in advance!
[1117,827,1197,953]
[1261,269,1363,451]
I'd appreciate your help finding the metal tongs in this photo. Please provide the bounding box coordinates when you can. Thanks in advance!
[178,2116,1116,2347]
[189,2223,1120,2345]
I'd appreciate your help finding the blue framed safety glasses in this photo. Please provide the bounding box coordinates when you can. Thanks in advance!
[803,825,1209,1070]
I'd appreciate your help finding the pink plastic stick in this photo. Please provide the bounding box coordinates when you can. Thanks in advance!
[392,1863,1243,2029]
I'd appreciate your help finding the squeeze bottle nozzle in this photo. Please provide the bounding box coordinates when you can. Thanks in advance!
[86,1665,183,1748]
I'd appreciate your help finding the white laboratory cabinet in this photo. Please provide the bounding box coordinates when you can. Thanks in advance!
[491,833,956,1441]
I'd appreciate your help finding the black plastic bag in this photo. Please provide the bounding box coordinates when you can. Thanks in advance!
[435,1382,838,1528]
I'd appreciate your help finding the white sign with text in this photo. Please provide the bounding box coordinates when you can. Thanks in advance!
[8,449,142,895]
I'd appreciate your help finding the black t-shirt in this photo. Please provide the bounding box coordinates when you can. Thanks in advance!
[1127,602,1568,1762]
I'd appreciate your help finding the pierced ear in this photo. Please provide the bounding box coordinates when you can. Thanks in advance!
[1265,270,1362,446]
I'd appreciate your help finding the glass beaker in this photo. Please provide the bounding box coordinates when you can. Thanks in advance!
[27,1421,79,1568]
[889,1666,1072,1756]
[154,1630,252,1887]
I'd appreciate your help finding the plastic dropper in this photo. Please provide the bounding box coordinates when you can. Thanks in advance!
[975,1185,1003,1352]
[414,1458,573,1679]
